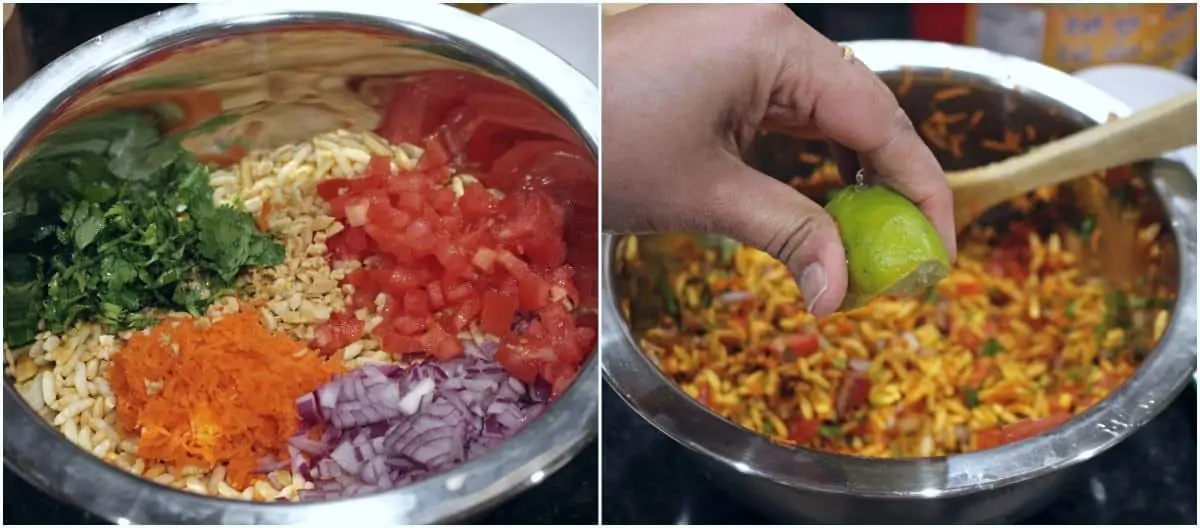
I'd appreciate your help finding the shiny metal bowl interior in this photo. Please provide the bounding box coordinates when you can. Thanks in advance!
[601,40,1196,524]
[2,3,598,524]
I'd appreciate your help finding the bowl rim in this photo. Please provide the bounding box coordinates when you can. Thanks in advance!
[600,39,1198,499]
[2,2,599,524]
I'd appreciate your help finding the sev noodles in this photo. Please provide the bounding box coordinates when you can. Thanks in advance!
[624,160,1173,458]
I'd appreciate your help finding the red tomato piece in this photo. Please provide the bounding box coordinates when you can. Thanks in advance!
[417,135,452,171]
[788,417,821,443]
[426,282,446,309]
[835,372,871,416]
[495,342,539,384]
[539,360,579,397]
[956,282,985,295]
[370,266,424,298]
[403,290,431,317]
[421,323,464,360]
[326,227,371,261]
[975,428,1005,450]
[310,313,364,355]
[441,279,475,304]
[785,334,820,358]
[458,184,497,223]
[496,190,567,267]
[391,315,428,336]
[481,290,519,337]
[517,277,553,311]
[1000,412,1073,444]
[365,154,393,179]
[316,178,353,201]
[366,201,412,231]
[448,297,482,332]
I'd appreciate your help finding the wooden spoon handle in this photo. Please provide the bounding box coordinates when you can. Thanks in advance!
[949,90,1197,231]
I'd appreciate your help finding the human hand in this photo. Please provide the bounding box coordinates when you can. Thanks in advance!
[601,4,956,317]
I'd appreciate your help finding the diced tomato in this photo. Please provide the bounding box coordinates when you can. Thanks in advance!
[517,277,553,311]
[402,290,431,317]
[316,178,353,201]
[956,282,985,295]
[326,227,372,261]
[365,155,393,179]
[370,266,425,298]
[442,279,475,304]
[310,313,365,355]
[975,412,1073,450]
[481,290,519,337]
[788,417,821,443]
[975,428,1005,450]
[459,183,497,223]
[434,243,471,278]
[417,135,452,171]
[785,334,820,357]
[495,342,540,383]
[574,325,597,354]
[321,70,597,394]
[835,372,871,416]
[426,282,446,309]
[1000,412,1072,444]
[391,315,427,336]
[447,297,481,332]
[539,360,579,397]
[419,323,463,360]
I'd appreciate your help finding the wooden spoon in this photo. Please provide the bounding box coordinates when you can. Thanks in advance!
[947,90,1197,232]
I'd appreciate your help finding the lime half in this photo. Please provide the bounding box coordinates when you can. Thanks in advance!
[825,184,951,311]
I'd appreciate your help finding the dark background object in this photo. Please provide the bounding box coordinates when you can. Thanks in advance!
[603,383,1197,525]
[2,4,596,525]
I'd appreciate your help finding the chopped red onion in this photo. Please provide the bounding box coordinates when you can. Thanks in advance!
[290,340,547,500]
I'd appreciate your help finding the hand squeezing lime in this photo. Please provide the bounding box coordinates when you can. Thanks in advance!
[825,183,951,311]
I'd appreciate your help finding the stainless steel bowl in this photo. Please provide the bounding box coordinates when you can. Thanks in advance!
[601,40,1197,524]
[2,2,598,524]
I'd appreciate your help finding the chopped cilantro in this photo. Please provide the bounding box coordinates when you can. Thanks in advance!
[818,424,841,439]
[3,111,284,347]
[963,387,980,408]
[979,338,1003,357]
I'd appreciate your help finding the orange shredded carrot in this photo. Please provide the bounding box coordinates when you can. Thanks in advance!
[256,201,273,232]
[107,311,340,488]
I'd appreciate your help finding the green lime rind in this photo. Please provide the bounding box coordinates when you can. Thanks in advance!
[825,184,951,312]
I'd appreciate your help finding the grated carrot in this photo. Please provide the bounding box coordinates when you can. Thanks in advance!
[107,310,339,488]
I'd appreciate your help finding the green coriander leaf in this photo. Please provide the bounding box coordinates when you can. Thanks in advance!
[979,338,1003,357]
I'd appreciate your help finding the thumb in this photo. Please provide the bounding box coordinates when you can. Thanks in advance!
[704,154,848,317]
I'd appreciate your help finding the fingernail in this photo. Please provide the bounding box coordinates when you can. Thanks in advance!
[800,263,827,314]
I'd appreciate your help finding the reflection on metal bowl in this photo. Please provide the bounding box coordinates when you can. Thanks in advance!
[601,40,1196,524]
[2,2,597,524]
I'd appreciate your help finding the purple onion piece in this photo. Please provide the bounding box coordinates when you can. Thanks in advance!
[288,340,549,501]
